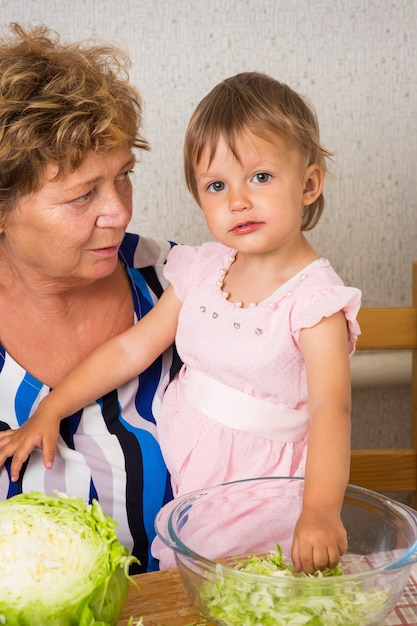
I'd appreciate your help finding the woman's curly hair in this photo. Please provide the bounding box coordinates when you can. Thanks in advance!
[0,22,149,211]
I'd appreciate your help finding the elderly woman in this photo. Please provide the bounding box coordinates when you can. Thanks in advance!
[0,23,179,573]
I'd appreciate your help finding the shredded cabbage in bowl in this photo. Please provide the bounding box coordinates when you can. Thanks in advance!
[0,491,138,626]
[199,545,391,626]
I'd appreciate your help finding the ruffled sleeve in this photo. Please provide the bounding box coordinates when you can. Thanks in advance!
[291,285,362,355]
[163,244,200,302]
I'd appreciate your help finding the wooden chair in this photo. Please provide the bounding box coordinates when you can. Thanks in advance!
[349,261,417,506]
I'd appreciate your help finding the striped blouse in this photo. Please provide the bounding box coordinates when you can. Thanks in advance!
[0,233,180,573]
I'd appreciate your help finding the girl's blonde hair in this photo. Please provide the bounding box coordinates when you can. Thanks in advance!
[184,71,332,231]
[0,23,149,212]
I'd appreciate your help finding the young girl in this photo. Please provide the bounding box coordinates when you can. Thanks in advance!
[0,72,361,574]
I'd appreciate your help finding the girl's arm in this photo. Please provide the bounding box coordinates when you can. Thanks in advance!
[0,285,181,480]
[45,284,181,413]
[291,310,352,574]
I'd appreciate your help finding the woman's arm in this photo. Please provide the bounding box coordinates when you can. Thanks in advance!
[0,284,181,480]
[291,310,352,573]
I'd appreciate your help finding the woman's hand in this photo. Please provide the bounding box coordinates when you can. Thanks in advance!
[291,506,348,574]
[0,408,60,481]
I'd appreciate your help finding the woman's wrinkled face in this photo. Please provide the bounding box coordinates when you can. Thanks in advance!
[0,145,135,287]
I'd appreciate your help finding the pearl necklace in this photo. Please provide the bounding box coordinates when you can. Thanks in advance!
[216,255,258,309]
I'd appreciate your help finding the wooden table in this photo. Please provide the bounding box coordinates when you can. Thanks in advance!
[117,565,417,626]
[117,568,211,626]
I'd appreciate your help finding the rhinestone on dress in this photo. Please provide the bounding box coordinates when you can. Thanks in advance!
[255,328,263,335]
[200,306,206,312]
[233,322,241,329]
[212,312,218,319]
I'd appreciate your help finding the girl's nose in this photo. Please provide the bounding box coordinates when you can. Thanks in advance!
[229,187,252,212]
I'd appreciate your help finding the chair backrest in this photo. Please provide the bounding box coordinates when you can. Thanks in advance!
[349,261,417,504]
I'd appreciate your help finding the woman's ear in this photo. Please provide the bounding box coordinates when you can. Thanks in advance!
[302,164,324,206]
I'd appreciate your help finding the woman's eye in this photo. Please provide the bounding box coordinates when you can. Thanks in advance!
[207,181,225,192]
[116,169,134,183]
[252,172,271,183]
[114,170,134,191]
[73,190,92,203]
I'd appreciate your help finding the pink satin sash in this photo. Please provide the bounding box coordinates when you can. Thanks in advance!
[179,366,309,442]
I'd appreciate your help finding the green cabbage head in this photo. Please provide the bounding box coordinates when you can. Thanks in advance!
[0,491,138,625]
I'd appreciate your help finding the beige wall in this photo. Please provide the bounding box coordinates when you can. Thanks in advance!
[1,0,416,455]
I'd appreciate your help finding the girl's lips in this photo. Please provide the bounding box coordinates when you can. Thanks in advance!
[231,221,263,235]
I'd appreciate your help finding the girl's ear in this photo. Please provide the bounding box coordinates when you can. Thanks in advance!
[302,164,324,206]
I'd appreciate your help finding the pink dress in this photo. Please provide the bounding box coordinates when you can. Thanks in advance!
[153,243,361,567]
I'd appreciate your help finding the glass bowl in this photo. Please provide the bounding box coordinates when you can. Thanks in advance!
[155,477,417,626]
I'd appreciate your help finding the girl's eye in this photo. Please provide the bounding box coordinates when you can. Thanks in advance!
[207,181,225,193]
[252,172,271,183]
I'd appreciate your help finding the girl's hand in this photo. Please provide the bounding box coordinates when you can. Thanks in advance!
[291,506,348,574]
[0,409,60,481]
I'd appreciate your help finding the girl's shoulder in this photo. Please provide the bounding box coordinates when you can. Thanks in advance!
[289,257,361,312]
[289,259,361,354]
[294,258,344,291]
[166,241,235,274]
[164,242,236,300]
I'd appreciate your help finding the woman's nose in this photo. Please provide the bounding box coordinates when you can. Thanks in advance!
[95,194,132,228]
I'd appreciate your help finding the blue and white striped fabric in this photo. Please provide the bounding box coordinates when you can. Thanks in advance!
[0,233,180,573]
